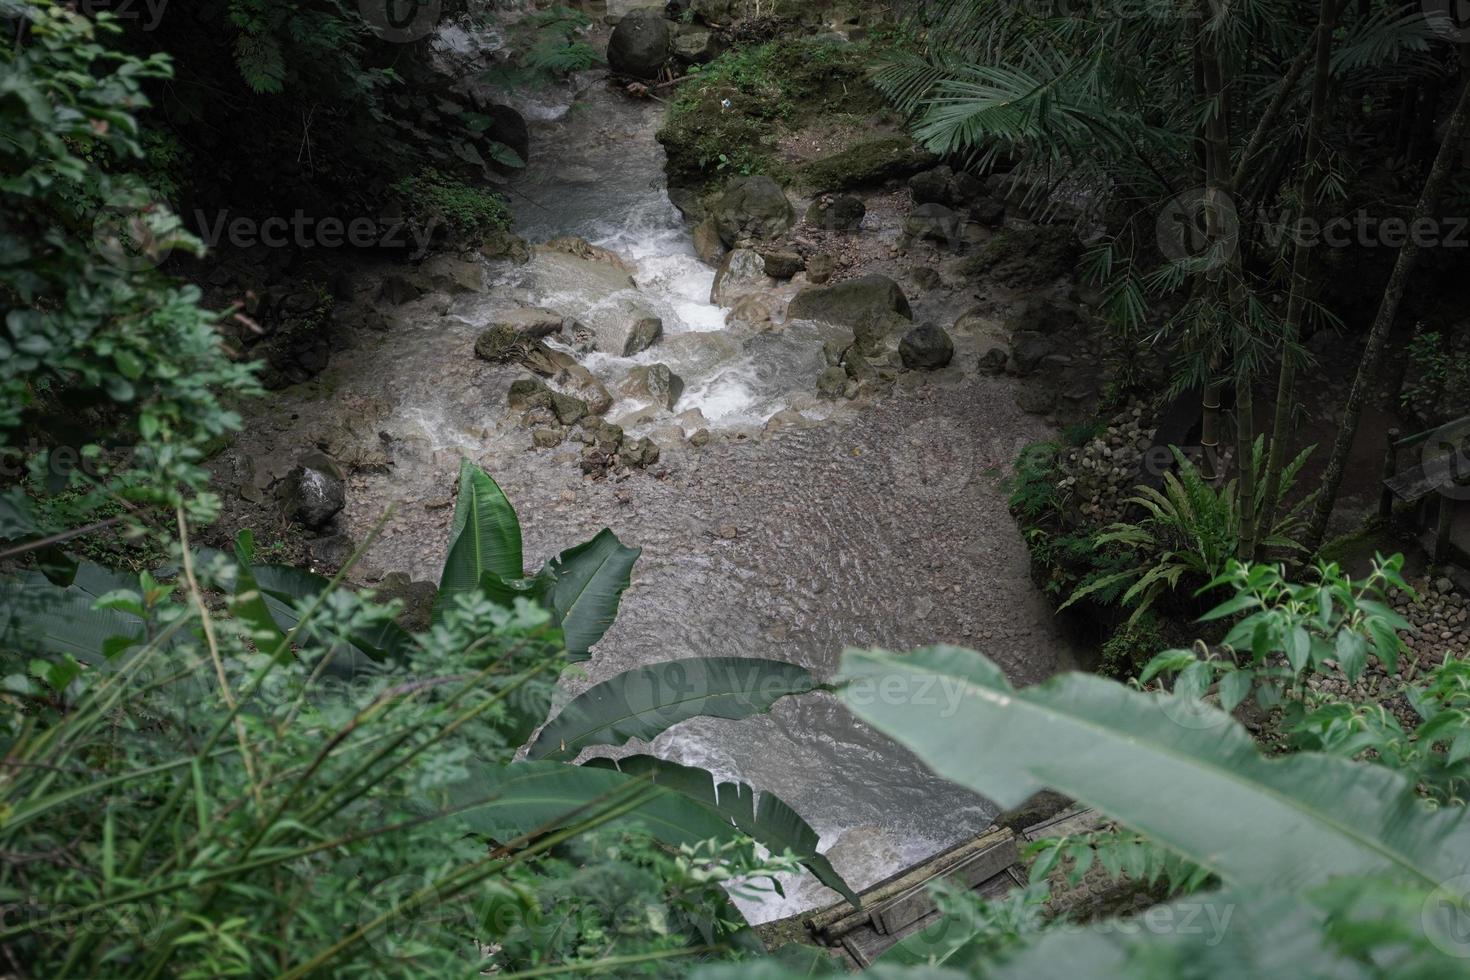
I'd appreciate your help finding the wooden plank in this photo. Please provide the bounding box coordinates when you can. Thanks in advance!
[805,827,1015,942]
[873,835,1018,935]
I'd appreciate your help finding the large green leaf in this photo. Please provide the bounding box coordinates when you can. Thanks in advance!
[251,563,411,662]
[0,564,144,665]
[455,760,857,909]
[528,657,815,761]
[836,646,1470,893]
[544,528,640,660]
[435,460,524,623]
[594,755,860,909]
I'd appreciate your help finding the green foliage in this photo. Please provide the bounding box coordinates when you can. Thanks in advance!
[1401,329,1470,417]
[658,37,882,189]
[1062,446,1308,624]
[0,5,260,540]
[1006,441,1062,522]
[1097,611,1164,680]
[1139,555,1413,718]
[389,168,513,244]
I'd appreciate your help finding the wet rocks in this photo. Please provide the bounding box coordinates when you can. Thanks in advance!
[979,347,1009,374]
[542,236,634,273]
[474,324,529,363]
[692,217,727,266]
[899,323,955,371]
[557,365,614,416]
[805,194,866,232]
[621,437,662,468]
[711,175,796,246]
[484,307,567,340]
[282,453,345,530]
[904,203,962,247]
[760,250,804,280]
[816,365,849,399]
[798,136,937,193]
[626,363,685,410]
[807,254,836,284]
[550,392,589,426]
[378,274,423,306]
[623,316,664,356]
[711,248,772,305]
[787,274,912,328]
[533,428,564,449]
[508,378,553,412]
[608,9,672,79]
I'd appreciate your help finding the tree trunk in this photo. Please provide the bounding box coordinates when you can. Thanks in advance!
[1302,67,1470,553]
[1253,0,1341,557]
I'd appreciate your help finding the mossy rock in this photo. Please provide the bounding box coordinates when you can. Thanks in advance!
[797,137,937,193]
[959,226,1082,290]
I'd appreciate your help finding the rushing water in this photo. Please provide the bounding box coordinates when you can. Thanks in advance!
[247,70,1078,924]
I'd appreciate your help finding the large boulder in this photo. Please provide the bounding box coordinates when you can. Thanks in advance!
[483,307,567,340]
[608,10,673,80]
[787,274,912,328]
[282,453,345,530]
[904,203,963,246]
[692,217,727,266]
[625,364,685,410]
[623,316,664,357]
[711,248,772,305]
[711,175,796,246]
[899,323,955,371]
[805,194,866,232]
[798,136,938,193]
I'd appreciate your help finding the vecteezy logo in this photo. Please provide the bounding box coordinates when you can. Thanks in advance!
[1421,416,1470,502]
[358,0,442,43]
[1156,187,1239,272]
[889,418,976,502]
[1424,1,1470,42]
[1423,875,1470,957]
[91,194,181,272]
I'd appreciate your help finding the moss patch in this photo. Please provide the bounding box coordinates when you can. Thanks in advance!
[795,135,936,193]
[657,37,886,192]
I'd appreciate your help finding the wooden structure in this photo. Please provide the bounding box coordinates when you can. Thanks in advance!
[801,807,1102,968]
[1381,416,1470,564]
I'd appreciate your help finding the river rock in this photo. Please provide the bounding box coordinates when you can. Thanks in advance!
[979,347,1009,374]
[711,248,773,305]
[807,254,836,284]
[798,136,937,193]
[474,324,527,363]
[787,274,912,327]
[969,196,1006,227]
[909,166,956,205]
[378,274,422,306]
[550,392,589,426]
[307,533,355,572]
[692,217,727,266]
[485,307,566,340]
[508,378,553,411]
[607,9,672,79]
[283,453,345,530]
[899,323,955,370]
[532,428,564,449]
[1010,332,1058,377]
[542,236,634,272]
[760,250,804,280]
[418,254,487,294]
[805,194,866,232]
[626,363,685,410]
[816,365,848,399]
[621,436,662,468]
[557,364,614,416]
[623,316,664,356]
[712,175,796,246]
[672,25,722,63]
[905,203,963,246]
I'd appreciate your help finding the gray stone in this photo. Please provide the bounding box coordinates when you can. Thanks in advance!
[307,533,355,571]
[807,253,836,284]
[816,365,849,399]
[899,323,955,371]
[485,307,566,340]
[378,274,422,306]
[712,175,796,246]
[909,166,956,205]
[623,316,664,356]
[558,365,613,416]
[508,379,553,412]
[474,324,525,363]
[805,194,866,232]
[760,250,804,280]
[621,436,662,468]
[692,216,726,266]
[711,248,772,305]
[533,428,564,449]
[626,363,685,410]
[979,347,1009,375]
[550,392,589,426]
[284,454,345,530]
[905,203,963,246]
[607,9,672,79]
[787,274,912,327]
